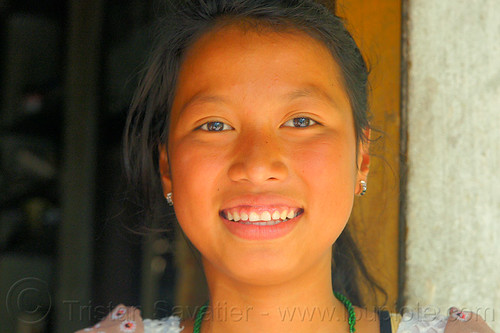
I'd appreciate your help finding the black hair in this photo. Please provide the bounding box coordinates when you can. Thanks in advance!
[124,0,385,307]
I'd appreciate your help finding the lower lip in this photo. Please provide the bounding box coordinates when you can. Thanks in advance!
[221,213,302,240]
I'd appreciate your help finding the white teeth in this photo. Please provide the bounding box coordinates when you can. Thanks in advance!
[261,211,272,221]
[225,209,301,222]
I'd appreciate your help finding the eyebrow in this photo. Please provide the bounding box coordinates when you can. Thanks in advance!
[179,84,339,115]
[283,85,338,108]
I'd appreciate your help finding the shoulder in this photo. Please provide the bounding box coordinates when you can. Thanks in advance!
[394,311,448,333]
[353,307,449,333]
[353,307,381,333]
[392,309,494,333]
[144,316,185,332]
[180,317,194,332]
[74,304,186,333]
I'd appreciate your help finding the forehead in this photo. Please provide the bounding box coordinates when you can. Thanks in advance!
[171,24,350,118]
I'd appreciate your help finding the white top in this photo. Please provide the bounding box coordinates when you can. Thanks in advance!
[395,311,448,333]
[141,312,450,333]
[76,305,491,333]
[143,316,184,333]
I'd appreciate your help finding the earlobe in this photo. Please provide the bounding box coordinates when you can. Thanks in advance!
[158,144,173,197]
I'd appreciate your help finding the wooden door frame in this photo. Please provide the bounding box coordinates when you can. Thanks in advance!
[336,0,403,312]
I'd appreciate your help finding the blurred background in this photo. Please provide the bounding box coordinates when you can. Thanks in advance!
[0,1,180,332]
[1,0,499,332]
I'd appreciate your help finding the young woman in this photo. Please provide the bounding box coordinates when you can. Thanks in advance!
[77,1,494,332]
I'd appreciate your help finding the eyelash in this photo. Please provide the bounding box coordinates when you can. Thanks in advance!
[198,117,319,132]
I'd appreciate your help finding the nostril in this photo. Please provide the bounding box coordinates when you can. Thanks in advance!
[227,159,288,184]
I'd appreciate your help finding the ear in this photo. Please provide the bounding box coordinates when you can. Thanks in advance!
[356,128,370,181]
[158,144,173,197]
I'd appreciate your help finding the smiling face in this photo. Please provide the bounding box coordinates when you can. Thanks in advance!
[159,25,369,285]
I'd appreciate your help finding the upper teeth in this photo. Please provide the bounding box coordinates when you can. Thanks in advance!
[225,209,298,222]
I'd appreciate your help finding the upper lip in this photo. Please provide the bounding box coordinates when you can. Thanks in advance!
[220,194,302,211]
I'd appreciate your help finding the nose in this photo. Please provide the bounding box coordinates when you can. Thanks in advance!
[227,128,289,184]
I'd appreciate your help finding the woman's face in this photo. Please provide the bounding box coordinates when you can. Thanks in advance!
[160,26,369,285]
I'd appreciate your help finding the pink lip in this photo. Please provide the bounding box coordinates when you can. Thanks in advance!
[221,211,302,240]
[220,194,302,211]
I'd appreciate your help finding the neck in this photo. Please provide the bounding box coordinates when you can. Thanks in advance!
[200,251,351,333]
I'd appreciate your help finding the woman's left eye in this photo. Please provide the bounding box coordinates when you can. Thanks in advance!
[282,117,318,128]
[198,121,234,132]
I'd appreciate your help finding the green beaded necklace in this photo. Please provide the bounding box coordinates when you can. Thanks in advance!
[193,291,356,333]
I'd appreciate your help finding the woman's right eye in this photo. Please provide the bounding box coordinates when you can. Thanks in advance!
[198,121,234,132]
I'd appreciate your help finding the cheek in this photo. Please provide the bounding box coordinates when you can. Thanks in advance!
[169,140,225,232]
[171,137,225,186]
[293,134,357,189]
[292,136,357,229]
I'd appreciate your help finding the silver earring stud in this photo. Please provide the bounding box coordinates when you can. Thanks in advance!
[166,192,173,206]
[359,181,367,196]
